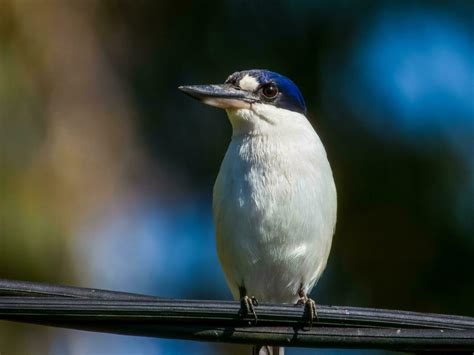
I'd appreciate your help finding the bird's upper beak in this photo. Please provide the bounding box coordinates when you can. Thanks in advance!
[178,84,257,109]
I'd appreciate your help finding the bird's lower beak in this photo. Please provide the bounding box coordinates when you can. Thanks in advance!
[178,84,256,109]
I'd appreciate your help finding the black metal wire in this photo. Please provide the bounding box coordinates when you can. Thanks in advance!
[0,279,473,352]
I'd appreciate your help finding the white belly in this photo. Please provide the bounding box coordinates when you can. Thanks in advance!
[213,131,337,303]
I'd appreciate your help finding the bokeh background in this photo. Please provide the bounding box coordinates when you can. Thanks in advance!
[1,0,473,354]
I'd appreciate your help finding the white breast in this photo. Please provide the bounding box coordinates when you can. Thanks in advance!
[213,108,337,303]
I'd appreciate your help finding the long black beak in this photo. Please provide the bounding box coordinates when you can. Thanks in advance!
[178,84,256,109]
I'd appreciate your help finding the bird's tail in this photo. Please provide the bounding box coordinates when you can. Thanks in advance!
[253,345,284,355]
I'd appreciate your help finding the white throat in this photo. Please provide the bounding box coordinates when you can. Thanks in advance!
[225,103,311,138]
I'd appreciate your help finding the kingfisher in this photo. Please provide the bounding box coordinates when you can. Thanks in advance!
[179,69,337,339]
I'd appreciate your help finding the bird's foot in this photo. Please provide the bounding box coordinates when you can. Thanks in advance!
[296,289,317,326]
[239,295,258,323]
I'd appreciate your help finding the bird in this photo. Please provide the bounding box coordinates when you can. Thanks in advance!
[179,69,337,354]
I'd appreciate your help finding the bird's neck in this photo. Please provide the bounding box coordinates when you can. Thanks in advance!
[226,122,328,172]
[226,105,312,138]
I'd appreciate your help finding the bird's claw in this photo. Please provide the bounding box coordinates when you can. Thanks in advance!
[239,295,258,323]
[296,293,318,327]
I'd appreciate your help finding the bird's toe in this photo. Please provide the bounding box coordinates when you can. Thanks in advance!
[239,295,258,323]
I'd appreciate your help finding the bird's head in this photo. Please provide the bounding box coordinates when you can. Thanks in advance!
[179,69,307,135]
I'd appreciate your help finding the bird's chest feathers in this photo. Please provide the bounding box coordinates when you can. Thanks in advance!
[214,134,321,240]
[233,138,293,212]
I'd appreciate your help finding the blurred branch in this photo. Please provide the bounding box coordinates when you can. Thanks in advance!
[0,279,473,352]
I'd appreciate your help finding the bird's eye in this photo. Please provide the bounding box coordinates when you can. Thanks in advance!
[261,84,278,99]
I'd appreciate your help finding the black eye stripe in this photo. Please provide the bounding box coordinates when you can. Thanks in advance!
[225,74,239,85]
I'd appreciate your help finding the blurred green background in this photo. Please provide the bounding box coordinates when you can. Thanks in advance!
[1,0,473,354]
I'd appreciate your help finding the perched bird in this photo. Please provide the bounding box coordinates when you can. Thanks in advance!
[179,70,337,351]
